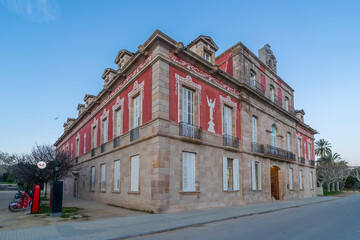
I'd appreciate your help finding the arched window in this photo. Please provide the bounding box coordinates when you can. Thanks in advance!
[271,125,277,148]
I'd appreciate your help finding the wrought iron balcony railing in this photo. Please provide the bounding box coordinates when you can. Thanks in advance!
[271,93,282,107]
[113,136,120,148]
[179,122,202,140]
[249,80,266,95]
[91,148,95,157]
[310,160,315,166]
[101,143,106,153]
[298,157,306,164]
[223,135,239,148]
[130,127,139,141]
[252,142,265,154]
[265,145,296,161]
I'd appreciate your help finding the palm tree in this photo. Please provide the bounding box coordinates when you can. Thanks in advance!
[315,139,332,157]
[317,151,342,163]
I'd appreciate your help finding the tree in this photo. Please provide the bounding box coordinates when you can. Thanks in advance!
[317,151,342,163]
[315,139,332,157]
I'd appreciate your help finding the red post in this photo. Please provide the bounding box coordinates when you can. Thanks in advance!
[32,185,41,213]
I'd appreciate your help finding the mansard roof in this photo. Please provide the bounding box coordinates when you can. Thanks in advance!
[187,35,219,51]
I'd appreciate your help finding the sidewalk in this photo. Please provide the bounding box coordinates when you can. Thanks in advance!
[0,196,338,240]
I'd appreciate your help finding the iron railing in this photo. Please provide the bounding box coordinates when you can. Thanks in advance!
[252,142,265,154]
[298,157,306,164]
[310,160,315,166]
[265,145,296,161]
[113,136,120,148]
[91,148,95,157]
[272,94,282,107]
[249,80,266,95]
[179,122,202,140]
[101,143,106,153]
[130,127,139,141]
[223,135,239,148]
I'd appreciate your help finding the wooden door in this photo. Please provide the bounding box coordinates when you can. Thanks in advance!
[270,167,279,200]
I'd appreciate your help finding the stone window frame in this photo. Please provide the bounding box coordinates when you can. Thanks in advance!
[269,84,275,102]
[175,73,202,126]
[310,171,314,190]
[112,159,121,193]
[288,167,294,190]
[100,108,110,145]
[129,154,140,194]
[220,95,237,137]
[83,133,87,153]
[112,96,124,138]
[299,169,304,190]
[90,166,95,192]
[284,96,290,111]
[252,161,262,191]
[91,118,99,149]
[179,150,200,194]
[128,81,144,130]
[251,115,258,144]
[99,163,106,192]
[249,69,257,88]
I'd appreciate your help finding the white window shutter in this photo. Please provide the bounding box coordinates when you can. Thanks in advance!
[131,156,139,191]
[182,152,189,191]
[190,154,195,191]
[258,163,262,190]
[182,88,187,123]
[116,110,121,136]
[252,162,256,190]
[223,157,228,191]
[252,117,257,143]
[233,158,240,191]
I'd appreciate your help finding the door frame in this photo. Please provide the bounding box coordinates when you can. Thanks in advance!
[270,166,280,200]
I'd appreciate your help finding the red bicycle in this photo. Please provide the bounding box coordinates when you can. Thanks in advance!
[8,190,35,212]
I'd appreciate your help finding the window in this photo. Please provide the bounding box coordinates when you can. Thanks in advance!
[182,87,194,125]
[100,164,106,191]
[115,108,122,137]
[130,155,139,192]
[92,126,97,148]
[90,166,95,191]
[287,132,291,152]
[297,139,302,157]
[310,171,313,189]
[271,125,277,148]
[70,143,73,159]
[84,133,86,153]
[252,161,261,190]
[204,52,211,62]
[102,119,108,144]
[308,143,312,160]
[270,86,275,102]
[223,105,232,136]
[182,152,196,192]
[76,138,80,157]
[285,97,289,111]
[289,168,293,190]
[133,95,140,128]
[250,71,256,88]
[120,60,124,69]
[299,170,303,190]
[114,160,120,191]
[252,116,257,143]
[223,157,239,191]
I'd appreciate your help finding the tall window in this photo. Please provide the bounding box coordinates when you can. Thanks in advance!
[250,71,256,88]
[310,172,313,189]
[130,155,139,192]
[133,95,140,128]
[299,170,303,190]
[70,143,73,159]
[92,126,97,148]
[223,157,239,191]
[285,97,289,111]
[270,86,275,102]
[252,116,257,143]
[102,119,108,144]
[76,138,80,157]
[297,138,302,158]
[252,161,261,190]
[100,164,106,191]
[182,152,195,192]
[182,87,194,125]
[287,132,291,152]
[204,52,211,62]
[223,106,232,136]
[114,160,120,191]
[271,125,277,148]
[84,133,86,153]
[308,143,312,160]
[289,168,293,190]
[90,166,95,191]
[115,108,122,137]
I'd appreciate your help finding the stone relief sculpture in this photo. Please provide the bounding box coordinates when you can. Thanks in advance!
[207,96,216,133]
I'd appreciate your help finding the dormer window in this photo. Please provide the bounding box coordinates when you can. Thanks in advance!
[120,60,124,69]
[204,52,211,62]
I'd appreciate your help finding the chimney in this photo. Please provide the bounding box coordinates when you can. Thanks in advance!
[258,44,277,73]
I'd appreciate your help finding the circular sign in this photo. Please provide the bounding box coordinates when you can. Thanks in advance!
[37,161,47,169]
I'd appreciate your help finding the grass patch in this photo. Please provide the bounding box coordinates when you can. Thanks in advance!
[323,190,342,196]
[31,204,50,214]
[40,196,49,201]
[31,204,85,219]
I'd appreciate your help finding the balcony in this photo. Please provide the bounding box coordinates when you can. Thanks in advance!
[264,145,296,161]
[179,122,202,140]
[273,94,282,107]
[310,160,315,166]
[250,80,265,95]
[130,127,139,141]
[113,136,120,148]
[298,157,306,164]
[252,142,265,154]
[101,143,106,153]
[223,135,239,148]
[91,148,95,157]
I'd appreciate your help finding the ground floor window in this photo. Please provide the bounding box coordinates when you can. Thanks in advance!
[131,155,140,192]
[310,171,313,189]
[114,160,120,191]
[90,166,95,191]
[299,170,303,190]
[223,157,240,191]
[100,164,106,191]
[289,168,293,190]
[252,161,261,190]
[182,152,196,192]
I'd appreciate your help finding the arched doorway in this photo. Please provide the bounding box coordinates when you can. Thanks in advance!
[270,166,280,200]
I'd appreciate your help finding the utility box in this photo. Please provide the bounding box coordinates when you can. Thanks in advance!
[31,185,41,213]
[50,180,63,217]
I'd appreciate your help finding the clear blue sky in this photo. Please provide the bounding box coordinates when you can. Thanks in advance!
[1,0,359,165]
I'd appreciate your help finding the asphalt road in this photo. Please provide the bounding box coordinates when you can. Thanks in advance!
[131,194,360,240]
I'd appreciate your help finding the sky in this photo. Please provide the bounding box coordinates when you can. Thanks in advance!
[0,0,359,165]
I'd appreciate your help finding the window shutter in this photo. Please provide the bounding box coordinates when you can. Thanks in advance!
[131,156,139,191]
[252,117,257,143]
[223,157,228,191]
[233,159,240,191]
[182,88,187,123]
[190,154,195,191]
[299,170,303,190]
[310,172,313,189]
[133,96,140,128]
[289,168,293,190]
[182,152,189,191]
[258,163,262,190]
[114,161,120,191]
[252,161,256,190]
[116,110,121,136]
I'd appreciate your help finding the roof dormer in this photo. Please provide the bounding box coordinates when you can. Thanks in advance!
[102,68,117,86]
[63,122,69,132]
[114,49,134,71]
[187,35,218,64]
[295,109,305,123]
[83,94,96,107]
[77,104,86,116]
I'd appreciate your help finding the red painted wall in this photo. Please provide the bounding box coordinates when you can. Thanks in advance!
[169,66,241,139]
[296,125,315,160]
[215,51,233,76]
[260,74,266,92]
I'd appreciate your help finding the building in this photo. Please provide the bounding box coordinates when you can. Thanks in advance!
[54,30,317,213]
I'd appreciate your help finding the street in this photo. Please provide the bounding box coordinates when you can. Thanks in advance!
[130,194,360,240]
